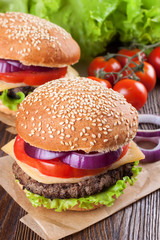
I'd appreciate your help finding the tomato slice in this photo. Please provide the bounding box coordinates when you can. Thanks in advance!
[0,67,67,86]
[14,135,129,178]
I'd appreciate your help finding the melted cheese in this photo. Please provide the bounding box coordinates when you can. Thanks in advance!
[2,139,144,184]
[0,81,27,91]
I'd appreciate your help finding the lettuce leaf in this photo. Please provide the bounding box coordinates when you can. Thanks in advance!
[24,162,142,212]
[110,0,160,45]
[29,0,119,59]
[0,90,25,111]
[0,0,28,12]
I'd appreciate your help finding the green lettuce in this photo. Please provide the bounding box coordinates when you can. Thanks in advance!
[0,0,28,12]
[0,89,25,111]
[110,0,160,44]
[24,162,142,212]
[29,0,119,59]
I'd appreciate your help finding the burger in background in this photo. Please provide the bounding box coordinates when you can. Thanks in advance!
[4,77,145,212]
[0,12,80,115]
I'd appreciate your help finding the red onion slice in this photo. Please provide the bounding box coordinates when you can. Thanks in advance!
[134,136,160,163]
[134,114,160,163]
[24,141,122,169]
[0,59,56,73]
[137,114,160,137]
[24,142,68,160]
[60,148,122,169]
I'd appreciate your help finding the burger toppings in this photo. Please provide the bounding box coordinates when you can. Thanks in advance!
[14,135,115,178]
[24,134,123,169]
[0,59,67,85]
[0,59,60,73]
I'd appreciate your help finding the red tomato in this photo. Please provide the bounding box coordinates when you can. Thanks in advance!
[88,76,112,88]
[113,79,148,110]
[0,67,67,85]
[116,48,147,67]
[148,46,160,78]
[88,57,121,85]
[122,61,156,92]
[14,135,129,178]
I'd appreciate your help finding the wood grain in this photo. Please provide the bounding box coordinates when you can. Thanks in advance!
[0,85,159,240]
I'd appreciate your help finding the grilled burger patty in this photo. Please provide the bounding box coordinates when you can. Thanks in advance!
[13,162,134,199]
[0,86,35,99]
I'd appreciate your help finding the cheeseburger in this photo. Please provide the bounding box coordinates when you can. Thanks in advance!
[0,12,80,115]
[10,77,144,211]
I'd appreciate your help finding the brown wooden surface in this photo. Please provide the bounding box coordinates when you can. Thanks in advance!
[0,85,160,240]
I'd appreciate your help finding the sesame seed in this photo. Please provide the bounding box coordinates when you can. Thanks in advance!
[82,138,87,141]
[114,135,118,140]
[103,132,108,135]
[108,129,112,132]
[98,133,101,138]
[82,128,86,133]
[66,134,71,138]
[92,134,96,138]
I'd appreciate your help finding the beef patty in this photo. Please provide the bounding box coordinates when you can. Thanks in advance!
[13,162,134,199]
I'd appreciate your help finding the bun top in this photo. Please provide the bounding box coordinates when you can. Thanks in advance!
[16,77,138,153]
[0,12,80,67]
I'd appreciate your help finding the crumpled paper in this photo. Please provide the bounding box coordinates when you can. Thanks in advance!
[0,154,159,240]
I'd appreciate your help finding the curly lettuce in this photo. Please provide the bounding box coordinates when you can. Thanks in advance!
[29,0,119,59]
[0,0,28,12]
[24,162,142,212]
[111,0,160,45]
[0,89,25,111]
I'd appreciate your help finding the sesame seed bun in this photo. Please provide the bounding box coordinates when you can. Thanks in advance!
[0,12,80,67]
[16,77,138,153]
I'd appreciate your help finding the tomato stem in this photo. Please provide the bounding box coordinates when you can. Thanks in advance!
[98,42,160,84]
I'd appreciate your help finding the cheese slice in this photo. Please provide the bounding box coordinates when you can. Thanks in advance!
[2,139,144,184]
[0,81,28,91]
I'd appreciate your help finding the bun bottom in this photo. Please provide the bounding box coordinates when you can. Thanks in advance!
[15,178,103,212]
[0,66,79,116]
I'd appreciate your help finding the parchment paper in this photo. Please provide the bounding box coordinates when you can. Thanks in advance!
[0,155,159,240]
[0,112,15,127]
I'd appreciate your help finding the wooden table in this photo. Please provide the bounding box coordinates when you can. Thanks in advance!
[0,85,159,240]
